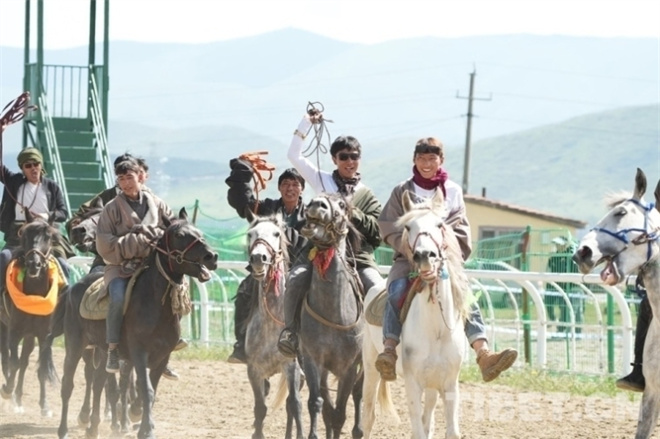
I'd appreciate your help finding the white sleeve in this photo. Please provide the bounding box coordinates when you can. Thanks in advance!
[287,116,328,193]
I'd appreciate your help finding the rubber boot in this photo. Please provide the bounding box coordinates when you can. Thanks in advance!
[616,295,651,392]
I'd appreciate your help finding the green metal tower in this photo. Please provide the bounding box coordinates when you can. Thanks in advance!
[21,0,113,213]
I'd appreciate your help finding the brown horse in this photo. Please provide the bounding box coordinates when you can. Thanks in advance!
[0,215,62,416]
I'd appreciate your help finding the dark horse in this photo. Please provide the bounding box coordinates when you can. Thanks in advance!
[46,203,129,434]
[298,194,364,439]
[42,207,218,439]
[0,214,61,416]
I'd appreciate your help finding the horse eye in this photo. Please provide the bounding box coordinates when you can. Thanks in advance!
[274,231,280,238]
[614,208,627,217]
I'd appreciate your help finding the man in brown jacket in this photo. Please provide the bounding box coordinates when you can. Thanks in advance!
[375,137,518,382]
[96,158,173,373]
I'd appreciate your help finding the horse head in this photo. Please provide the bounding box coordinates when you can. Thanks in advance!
[573,168,660,285]
[301,193,360,251]
[16,212,58,278]
[69,204,103,254]
[397,189,449,282]
[159,208,219,282]
[245,211,289,281]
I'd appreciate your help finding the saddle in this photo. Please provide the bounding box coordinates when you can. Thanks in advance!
[79,266,146,320]
[364,288,388,326]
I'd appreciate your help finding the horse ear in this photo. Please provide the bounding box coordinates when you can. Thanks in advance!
[655,178,660,214]
[93,197,104,209]
[47,211,57,226]
[162,214,172,229]
[245,208,256,223]
[402,190,413,213]
[634,168,647,200]
[24,209,34,223]
[178,207,188,221]
[431,188,445,209]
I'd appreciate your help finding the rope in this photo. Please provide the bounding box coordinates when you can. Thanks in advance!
[300,102,333,193]
[238,150,276,214]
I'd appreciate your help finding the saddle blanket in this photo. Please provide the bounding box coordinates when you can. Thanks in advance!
[80,267,144,320]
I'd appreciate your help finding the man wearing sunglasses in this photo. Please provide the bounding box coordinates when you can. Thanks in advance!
[277,111,383,358]
[0,147,70,297]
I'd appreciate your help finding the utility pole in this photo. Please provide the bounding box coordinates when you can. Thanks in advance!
[456,68,491,195]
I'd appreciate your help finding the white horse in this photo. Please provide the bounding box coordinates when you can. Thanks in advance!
[244,213,303,439]
[573,168,660,439]
[362,190,471,439]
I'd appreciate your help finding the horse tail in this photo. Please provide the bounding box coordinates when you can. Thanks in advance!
[47,285,69,342]
[376,378,400,423]
[270,372,288,411]
[38,341,58,385]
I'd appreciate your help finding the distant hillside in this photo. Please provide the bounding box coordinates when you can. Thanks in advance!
[58,104,654,230]
[1,30,658,147]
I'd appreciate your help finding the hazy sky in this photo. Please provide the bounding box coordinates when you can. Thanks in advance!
[0,0,659,48]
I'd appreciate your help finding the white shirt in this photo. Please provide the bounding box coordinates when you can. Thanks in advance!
[15,182,49,221]
[413,178,464,220]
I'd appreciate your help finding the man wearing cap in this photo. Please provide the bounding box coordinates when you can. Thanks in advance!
[225,157,308,363]
[0,147,70,295]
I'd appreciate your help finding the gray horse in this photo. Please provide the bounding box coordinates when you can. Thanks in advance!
[244,212,304,439]
[298,193,363,439]
[573,168,660,439]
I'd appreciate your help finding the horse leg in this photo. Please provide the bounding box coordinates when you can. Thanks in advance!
[422,389,438,439]
[284,361,304,439]
[635,390,660,439]
[0,330,21,405]
[13,335,36,413]
[36,333,56,417]
[442,378,460,439]
[361,334,381,439]
[104,371,120,433]
[85,365,108,439]
[0,321,8,381]
[247,365,267,439]
[58,340,85,439]
[303,359,323,439]
[331,368,358,439]
[132,350,156,439]
[319,371,335,439]
[78,349,94,427]
[119,361,139,433]
[351,368,363,439]
[404,376,425,439]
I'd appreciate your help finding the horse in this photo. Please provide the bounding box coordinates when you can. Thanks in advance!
[243,212,303,439]
[297,193,364,439]
[0,214,62,416]
[41,207,218,439]
[362,190,470,439]
[573,168,660,439]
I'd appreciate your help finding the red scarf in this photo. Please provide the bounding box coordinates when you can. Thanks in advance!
[412,166,448,197]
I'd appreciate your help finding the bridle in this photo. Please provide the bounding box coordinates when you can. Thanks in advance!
[592,199,660,263]
[249,235,286,325]
[153,226,206,273]
[305,197,349,249]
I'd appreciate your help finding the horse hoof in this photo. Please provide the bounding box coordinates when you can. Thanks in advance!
[0,386,11,400]
[129,406,142,423]
[41,408,53,417]
[13,405,24,414]
[85,427,99,439]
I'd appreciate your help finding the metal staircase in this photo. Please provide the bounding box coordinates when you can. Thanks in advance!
[21,0,112,212]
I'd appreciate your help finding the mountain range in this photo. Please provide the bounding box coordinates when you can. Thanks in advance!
[0,30,658,229]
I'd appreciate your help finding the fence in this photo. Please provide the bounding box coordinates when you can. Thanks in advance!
[74,257,644,378]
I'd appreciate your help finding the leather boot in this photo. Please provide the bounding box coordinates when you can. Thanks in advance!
[229,279,252,364]
[277,328,298,358]
[616,295,651,392]
[476,347,518,382]
[375,339,398,381]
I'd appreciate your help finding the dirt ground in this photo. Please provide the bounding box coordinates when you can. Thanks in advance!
[0,347,655,439]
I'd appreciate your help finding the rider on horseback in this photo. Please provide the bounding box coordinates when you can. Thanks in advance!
[277,111,383,357]
[225,158,308,363]
[96,158,173,374]
[375,138,519,382]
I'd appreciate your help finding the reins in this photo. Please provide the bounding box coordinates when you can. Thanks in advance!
[248,235,286,326]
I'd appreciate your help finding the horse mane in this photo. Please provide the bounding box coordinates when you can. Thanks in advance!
[331,192,362,256]
[395,203,471,322]
[78,205,103,221]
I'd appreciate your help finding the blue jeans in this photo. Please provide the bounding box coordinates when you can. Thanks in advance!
[382,277,487,345]
[106,277,129,344]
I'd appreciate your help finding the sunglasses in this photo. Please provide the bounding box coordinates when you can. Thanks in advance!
[337,152,360,161]
[22,162,41,169]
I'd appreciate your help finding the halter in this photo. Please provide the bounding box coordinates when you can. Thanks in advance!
[153,227,205,273]
[306,197,349,249]
[249,236,284,294]
[592,199,660,262]
[407,227,447,279]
